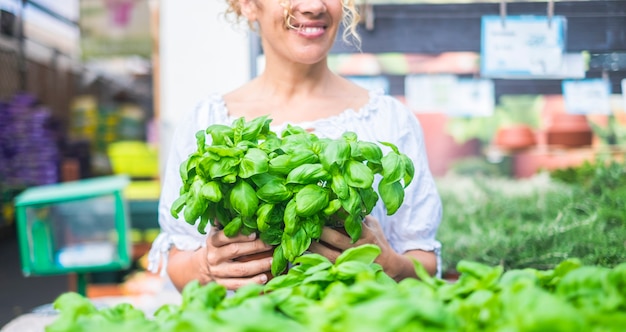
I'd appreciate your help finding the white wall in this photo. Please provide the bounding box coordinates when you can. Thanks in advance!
[158,0,250,175]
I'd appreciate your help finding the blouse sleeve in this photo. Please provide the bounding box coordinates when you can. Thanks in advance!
[147,100,212,275]
[370,96,444,277]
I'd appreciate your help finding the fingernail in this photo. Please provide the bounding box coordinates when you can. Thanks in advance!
[248,233,256,239]
[260,274,268,283]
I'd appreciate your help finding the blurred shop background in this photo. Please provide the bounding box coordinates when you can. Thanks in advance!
[1,0,625,328]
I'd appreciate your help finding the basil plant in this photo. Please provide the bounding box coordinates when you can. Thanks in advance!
[170,116,414,276]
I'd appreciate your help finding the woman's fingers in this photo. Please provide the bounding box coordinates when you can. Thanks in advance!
[208,226,258,247]
[208,254,273,278]
[317,227,352,251]
[213,273,271,291]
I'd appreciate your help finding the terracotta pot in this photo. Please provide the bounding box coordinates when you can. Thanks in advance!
[546,113,593,147]
[494,125,537,151]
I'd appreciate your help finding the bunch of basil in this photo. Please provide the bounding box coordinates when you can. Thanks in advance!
[170,116,414,275]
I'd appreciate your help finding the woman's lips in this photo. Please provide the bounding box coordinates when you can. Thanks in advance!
[291,24,326,38]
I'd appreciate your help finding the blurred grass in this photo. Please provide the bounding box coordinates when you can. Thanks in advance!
[435,159,626,274]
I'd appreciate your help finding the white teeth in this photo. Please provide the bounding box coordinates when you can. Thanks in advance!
[298,26,323,34]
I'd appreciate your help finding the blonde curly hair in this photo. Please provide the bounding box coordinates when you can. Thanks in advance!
[225,0,361,46]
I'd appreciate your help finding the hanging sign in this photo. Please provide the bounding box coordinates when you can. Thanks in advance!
[481,15,568,78]
[405,75,494,116]
[448,79,495,117]
[562,79,612,115]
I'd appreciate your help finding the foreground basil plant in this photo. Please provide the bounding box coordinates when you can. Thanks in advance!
[170,116,414,275]
[46,245,626,332]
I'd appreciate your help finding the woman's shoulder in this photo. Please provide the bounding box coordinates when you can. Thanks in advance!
[185,93,230,124]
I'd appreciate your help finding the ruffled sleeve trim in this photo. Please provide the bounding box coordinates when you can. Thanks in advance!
[147,232,205,277]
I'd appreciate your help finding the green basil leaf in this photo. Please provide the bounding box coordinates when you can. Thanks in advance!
[340,186,361,216]
[268,154,292,175]
[358,187,379,215]
[400,154,415,188]
[223,216,242,237]
[200,181,222,203]
[208,156,239,179]
[302,214,323,239]
[323,199,342,216]
[288,149,319,168]
[281,124,308,137]
[293,253,331,267]
[258,135,282,154]
[205,124,234,145]
[257,180,292,203]
[335,261,371,279]
[283,198,298,235]
[295,184,329,217]
[170,193,188,219]
[197,206,212,235]
[378,180,404,215]
[195,130,206,153]
[320,139,351,170]
[356,141,383,163]
[335,244,381,265]
[232,117,245,144]
[207,145,244,158]
[342,131,358,143]
[242,115,271,142]
[379,141,400,154]
[345,160,374,189]
[381,152,404,184]
[250,172,282,188]
[343,214,362,243]
[260,227,282,246]
[229,180,259,217]
[256,203,274,232]
[271,244,288,276]
[331,167,349,200]
[286,164,330,184]
[282,227,311,262]
[239,148,269,178]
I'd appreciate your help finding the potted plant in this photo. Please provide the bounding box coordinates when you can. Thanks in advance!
[170,116,415,276]
[446,95,542,152]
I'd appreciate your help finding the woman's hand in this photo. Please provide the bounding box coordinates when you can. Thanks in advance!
[308,216,438,280]
[203,227,274,290]
[167,226,273,292]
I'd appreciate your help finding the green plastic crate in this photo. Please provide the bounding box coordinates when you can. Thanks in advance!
[14,175,131,276]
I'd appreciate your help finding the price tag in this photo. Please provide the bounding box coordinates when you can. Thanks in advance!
[562,79,612,115]
[448,79,495,117]
[481,15,567,78]
[404,74,457,113]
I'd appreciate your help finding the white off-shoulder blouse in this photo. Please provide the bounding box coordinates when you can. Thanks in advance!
[148,89,443,277]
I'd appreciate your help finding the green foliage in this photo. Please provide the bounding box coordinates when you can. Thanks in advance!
[437,159,626,274]
[173,116,414,275]
[47,245,626,332]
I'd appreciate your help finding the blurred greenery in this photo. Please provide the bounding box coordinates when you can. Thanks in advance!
[436,158,626,274]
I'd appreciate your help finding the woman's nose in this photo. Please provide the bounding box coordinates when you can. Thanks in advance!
[291,0,327,15]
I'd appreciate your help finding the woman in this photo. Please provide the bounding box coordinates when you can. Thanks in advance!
[148,0,442,292]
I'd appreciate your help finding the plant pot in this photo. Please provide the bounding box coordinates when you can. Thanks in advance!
[546,113,593,148]
[494,125,537,151]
